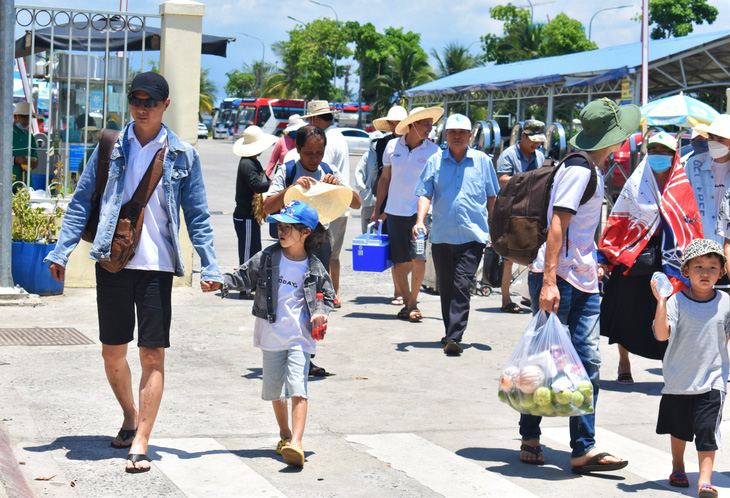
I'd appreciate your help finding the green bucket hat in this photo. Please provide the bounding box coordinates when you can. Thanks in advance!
[570,98,641,151]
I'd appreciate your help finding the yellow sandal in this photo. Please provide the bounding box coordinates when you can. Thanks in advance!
[275,438,291,455]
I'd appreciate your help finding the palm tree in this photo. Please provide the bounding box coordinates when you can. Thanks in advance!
[199,68,216,118]
[430,42,483,78]
[495,23,544,62]
[367,44,435,115]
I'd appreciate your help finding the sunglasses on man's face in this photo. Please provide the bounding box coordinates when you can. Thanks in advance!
[128,96,161,108]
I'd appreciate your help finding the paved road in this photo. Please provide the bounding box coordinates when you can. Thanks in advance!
[1,138,728,497]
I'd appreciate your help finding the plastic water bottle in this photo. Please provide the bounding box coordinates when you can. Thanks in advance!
[651,272,674,297]
[415,229,425,255]
[312,293,326,341]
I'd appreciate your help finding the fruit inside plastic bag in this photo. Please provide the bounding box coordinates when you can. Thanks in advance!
[497,311,594,417]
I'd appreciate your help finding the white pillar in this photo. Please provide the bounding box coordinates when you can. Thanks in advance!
[159,0,203,286]
[159,0,203,146]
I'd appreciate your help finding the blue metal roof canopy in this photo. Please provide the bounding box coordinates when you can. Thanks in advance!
[406,30,730,97]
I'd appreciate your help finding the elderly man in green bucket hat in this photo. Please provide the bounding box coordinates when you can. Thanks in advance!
[518,98,640,473]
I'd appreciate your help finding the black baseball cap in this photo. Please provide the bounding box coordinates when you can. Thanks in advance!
[128,72,169,101]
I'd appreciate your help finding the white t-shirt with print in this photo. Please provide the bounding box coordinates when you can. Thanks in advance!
[124,125,174,272]
[253,255,315,353]
[530,159,604,293]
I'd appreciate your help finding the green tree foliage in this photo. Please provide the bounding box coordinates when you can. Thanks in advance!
[539,13,597,56]
[430,42,483,78]
[368,43,435,114]
[277,18,351,100]
[199,67,216,114]
[648,0,718,39]
[224,62,295,99]
[481,3,596,64]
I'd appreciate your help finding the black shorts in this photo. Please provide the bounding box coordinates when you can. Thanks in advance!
[96,264,174,348]
[656,389,725,451]
[386,213,425,264]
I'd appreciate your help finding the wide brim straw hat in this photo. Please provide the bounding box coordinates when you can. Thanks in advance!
[395,106,445,136]
[13,102,36,117]
[692,123,710,139]
[697,114,730,140]
[283,182,351,224]
[232,125,278,157]
[301,100,339,119]
[373,105,408,132]
[284,114,307,133]
[570,98,640,151]
[680,238,727,274]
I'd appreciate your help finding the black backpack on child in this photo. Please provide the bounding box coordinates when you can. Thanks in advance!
[489,151,597,266]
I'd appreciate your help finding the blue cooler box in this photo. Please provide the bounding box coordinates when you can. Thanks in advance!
[352,221,393,272]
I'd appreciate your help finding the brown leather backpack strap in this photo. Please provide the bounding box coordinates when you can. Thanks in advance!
[125,143,167,222]
[95,128,120,193]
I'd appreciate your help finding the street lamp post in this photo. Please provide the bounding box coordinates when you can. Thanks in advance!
[588,5,632,41]
[309,0,339,97]
[287,15,307,26]
[524,0,534,23]
[240,32,265,98]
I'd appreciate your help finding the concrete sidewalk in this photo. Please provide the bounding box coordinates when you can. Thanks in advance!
[0,140,706,497]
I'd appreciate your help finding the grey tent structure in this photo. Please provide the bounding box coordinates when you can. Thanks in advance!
[15,16,234,58]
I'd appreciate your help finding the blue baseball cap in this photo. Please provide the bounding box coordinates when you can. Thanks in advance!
[266,200,319,230]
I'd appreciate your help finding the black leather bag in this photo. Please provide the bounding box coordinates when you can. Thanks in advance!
[626,238,660,277]
[482,246,505,288]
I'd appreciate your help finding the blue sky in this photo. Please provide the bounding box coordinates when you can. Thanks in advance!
[15,0,730,104]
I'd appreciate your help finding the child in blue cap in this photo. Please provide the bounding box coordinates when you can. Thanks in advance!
[220,200,334,467]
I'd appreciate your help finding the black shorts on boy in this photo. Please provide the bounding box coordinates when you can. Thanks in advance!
[656,389,725,451]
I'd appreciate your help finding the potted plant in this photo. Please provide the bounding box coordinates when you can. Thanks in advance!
[11,185,65,295]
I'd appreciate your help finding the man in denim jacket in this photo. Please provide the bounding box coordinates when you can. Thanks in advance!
[46,72,223,473]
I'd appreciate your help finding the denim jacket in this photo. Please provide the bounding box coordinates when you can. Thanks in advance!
[223,243,335,324]
[47,123,222,282]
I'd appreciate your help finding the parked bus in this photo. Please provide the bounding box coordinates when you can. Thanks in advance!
[211,98,236,139]
[230,98,306,137]
[336,102,374,132]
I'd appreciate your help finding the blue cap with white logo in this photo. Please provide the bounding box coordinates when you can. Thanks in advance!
[266,200,319,230]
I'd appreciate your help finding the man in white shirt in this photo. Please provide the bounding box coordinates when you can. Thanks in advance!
[303,101,350,308]
[48,72,223,473]
[371,106,443,321]
[522,98,636,474]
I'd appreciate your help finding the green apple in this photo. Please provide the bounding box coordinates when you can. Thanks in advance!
[533,386,552,406]
[521,393,537,409]
[572,391,585,407]
[555,390,573,405]
[555,403,573,415]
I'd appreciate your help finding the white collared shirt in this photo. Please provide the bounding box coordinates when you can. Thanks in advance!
[383,135,440,216]
[123,124,174,272]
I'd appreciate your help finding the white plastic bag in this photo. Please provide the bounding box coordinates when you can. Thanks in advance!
[498,312,594,417]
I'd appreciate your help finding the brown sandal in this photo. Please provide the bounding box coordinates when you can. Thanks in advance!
[397,307,410,320]
[519,443,545,465]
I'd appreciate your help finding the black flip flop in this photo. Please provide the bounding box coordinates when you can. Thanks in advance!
[519,443,545,465]
[111,427,137,449]
[571,452,628,474]
[126,454,150,473]
[309,362,328,377]
[501,302,522,314]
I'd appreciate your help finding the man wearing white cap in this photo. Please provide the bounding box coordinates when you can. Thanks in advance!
[414,114,499,354]
[11,101,38,191]
[496,119,546,313]
[371,106,444,322]
[688,115,730,290]
[302,101,350,307]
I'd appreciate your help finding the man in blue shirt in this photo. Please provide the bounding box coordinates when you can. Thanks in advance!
[414,114,499,355]
[495,119,546,313]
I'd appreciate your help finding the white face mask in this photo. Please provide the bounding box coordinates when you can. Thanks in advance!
[709,141,730,159]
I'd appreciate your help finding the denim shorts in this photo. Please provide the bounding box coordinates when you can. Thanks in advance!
[261,349,311,401]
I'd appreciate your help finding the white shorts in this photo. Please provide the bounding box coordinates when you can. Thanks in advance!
[261,349,310,401]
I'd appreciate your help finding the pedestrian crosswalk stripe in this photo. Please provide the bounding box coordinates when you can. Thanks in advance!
[151,438,286,497]
[541,426,730,492]
[346,433,538,497]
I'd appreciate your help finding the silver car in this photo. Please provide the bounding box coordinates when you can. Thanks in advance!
[339,127,371,155]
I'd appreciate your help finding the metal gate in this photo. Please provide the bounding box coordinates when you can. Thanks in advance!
[13,5,160,194]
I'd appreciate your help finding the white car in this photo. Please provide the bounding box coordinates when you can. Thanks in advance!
[339,127,371,155]
[198,122,209,139]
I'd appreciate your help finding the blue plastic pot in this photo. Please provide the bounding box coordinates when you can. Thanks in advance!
[11,241,64,295]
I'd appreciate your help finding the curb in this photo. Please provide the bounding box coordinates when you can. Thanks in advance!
[0,424,33,498]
